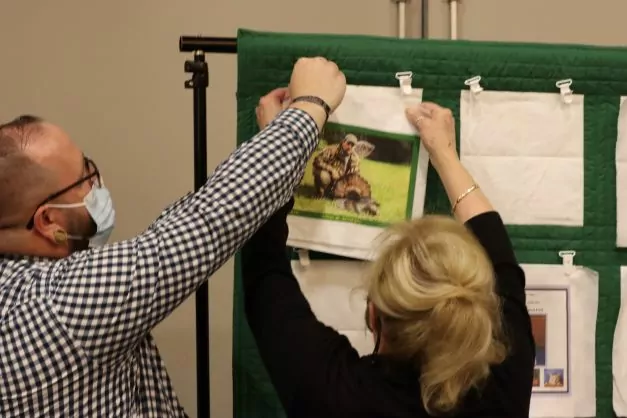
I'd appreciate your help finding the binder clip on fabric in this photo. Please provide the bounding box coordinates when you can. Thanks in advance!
[464,76,484,95]
[395,71,414,96]
[296,248,310,267]
[556,79,573,104]
[558,250,576,267]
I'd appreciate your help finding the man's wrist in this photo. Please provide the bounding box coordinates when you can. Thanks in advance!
[288,102,327,131]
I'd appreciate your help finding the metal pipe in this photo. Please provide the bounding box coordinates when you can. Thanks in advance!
[450,0,458,40]
[398,1,407,39]
[392,0,408,39]
[180,36,237,53]
[421,0,429,38]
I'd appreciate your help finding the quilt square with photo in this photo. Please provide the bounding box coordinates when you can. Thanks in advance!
[293,122,418,227]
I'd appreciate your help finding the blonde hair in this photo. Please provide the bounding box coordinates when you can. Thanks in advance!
[366,215,508,415]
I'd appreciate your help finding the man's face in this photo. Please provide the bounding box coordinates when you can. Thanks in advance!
[341,140,354,153]
[26,123,98,251]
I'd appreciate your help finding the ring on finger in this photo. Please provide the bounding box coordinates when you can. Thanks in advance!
[415,116,425,124]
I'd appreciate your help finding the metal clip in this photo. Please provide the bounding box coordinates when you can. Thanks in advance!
[558,250,576,267]
[464,75,483,94]
[296,248,310,267]
[556,79,573,104]
[395,71,413,95]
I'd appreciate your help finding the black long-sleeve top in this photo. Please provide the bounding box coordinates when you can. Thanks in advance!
[242,199,535,418]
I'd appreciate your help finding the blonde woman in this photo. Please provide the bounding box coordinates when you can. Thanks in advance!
[242,101,535,417]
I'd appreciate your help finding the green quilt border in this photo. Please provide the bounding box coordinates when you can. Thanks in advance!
[233,28,627,418]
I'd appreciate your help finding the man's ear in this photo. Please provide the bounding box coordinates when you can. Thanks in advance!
[32,205,68,246]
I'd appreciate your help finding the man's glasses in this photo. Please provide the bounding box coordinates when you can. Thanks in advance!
[25,157,101,229]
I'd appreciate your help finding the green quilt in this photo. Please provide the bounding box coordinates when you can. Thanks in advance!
[233,28,627,418]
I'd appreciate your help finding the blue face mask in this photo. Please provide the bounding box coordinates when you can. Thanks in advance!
[47,185,116,247]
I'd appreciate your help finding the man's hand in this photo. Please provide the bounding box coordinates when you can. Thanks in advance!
[256,87,290,130]
[331,169,341,181]
[288,57,346,130]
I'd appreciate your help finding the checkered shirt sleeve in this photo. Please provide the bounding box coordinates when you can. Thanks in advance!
[47,108,318,364]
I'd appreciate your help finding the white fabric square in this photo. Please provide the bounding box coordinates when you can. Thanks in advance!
[287,84,429,260]
[613,266,627,416]
[330,84,423,134]
[523,263,598,418]
[460,90,584,226]
[616,97,627,247]
[292,260,369,331]
[291,260,374,355]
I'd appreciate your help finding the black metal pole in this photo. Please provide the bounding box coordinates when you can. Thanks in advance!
[184,50,210,418]
[180,36,237,54]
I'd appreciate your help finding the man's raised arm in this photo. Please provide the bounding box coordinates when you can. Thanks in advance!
[48,57,346,364]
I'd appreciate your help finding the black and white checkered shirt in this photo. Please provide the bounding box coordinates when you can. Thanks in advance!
[0,108,318,417]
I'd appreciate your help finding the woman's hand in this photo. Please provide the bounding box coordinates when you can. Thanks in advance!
[406,102,458,167]
[406,102,493,221]
[256,87,290,130]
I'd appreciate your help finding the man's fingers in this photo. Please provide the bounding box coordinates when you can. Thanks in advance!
[282,96,291,110]
[255,106,262,127]
[263,87,290,102]
[269,86,289,96]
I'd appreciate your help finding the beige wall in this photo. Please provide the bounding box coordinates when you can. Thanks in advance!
[1,1,626,417]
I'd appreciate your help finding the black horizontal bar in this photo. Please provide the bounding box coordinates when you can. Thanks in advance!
[179,36,237,54]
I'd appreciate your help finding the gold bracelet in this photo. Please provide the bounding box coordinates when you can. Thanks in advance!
[452,184,479,213]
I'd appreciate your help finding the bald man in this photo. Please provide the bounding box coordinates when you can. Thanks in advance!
[0,115,111,254]
[0,57,346,417]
